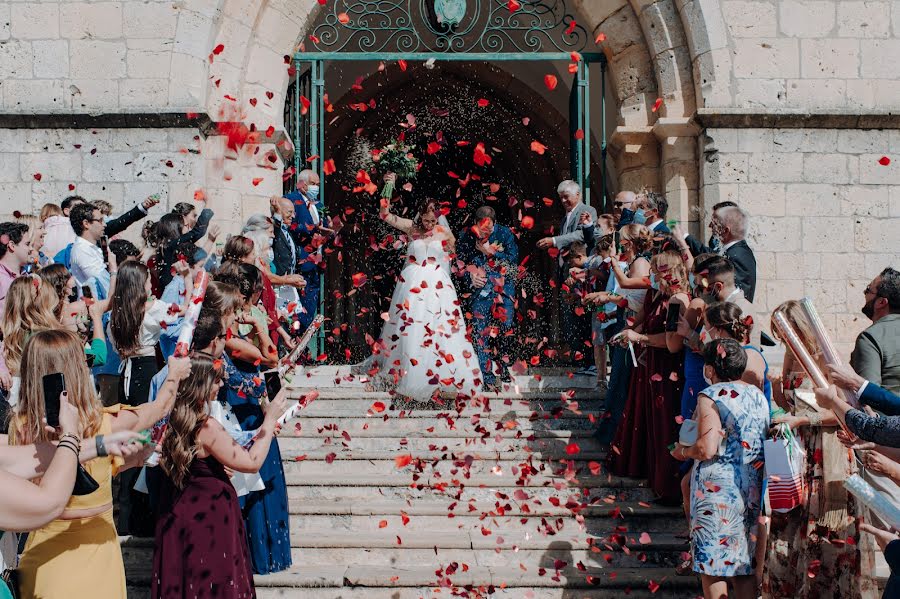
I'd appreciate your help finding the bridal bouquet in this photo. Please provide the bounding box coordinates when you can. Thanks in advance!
[373,139,418,199]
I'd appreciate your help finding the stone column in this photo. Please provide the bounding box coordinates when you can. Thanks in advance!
[653,117,701,236]
[608,126,659,197]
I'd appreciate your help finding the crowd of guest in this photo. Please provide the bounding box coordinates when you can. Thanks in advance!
[0,168,897,599]
[0,169,332,598]
[548,182,899,598]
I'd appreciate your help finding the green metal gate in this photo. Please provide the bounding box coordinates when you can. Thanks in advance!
[288,0,608,356]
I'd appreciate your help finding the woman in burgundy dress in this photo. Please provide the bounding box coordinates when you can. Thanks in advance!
[153,354,288,598]
[608,247,690,503]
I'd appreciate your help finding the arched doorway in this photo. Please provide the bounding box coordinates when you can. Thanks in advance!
[282,0,616,363]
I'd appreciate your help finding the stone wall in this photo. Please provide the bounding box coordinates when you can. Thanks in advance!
[702,127,900,354]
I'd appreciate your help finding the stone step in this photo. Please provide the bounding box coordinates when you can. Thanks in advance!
[124,564,697,596]
[130,586,698,599]
[286,483,658,504]
[280,457,616,481]
[287,388,604,402]
[278,435,609,455]
[285,416,599,436]
[289,402,604,418]
[278,447,609,461]
[278,498,680,518]
[284,422,603,438]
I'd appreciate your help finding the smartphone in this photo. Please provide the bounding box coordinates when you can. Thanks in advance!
[42,372,66,428]
[666,301,681,332]
[263,369,282,398]
[81,285,93,300]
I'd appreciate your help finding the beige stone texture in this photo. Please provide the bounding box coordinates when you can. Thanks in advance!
[837,1,893,38]
[59,2,123,40]
[779,1,837,37]
[733,38,800,79]
[10,3,59,41]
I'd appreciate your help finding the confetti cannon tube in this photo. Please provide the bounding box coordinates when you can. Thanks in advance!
[843,473,900,531]
[773,311,851,434]
[173,269,209,358]
[772,311,828,388]
[799,297,858,408]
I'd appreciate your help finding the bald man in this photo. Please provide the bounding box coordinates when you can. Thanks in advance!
[613,191,637,230]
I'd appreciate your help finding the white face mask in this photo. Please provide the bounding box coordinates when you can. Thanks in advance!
[266,247,274,263]
[703,367,713,386]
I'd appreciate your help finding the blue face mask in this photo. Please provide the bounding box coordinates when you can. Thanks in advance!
[306,184,320,201]
[688,272,696,289]
[633,209,647,225]
[649,272,660,290]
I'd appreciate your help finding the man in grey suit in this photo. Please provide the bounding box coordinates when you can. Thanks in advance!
[537,180,596,373]
[536,180,597,252]
[852,267,900,394]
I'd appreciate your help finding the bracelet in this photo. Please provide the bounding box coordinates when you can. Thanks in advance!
[95,434,108,457]
[59,432,82,449]
[56,441,80,458]
[808,413,822,427]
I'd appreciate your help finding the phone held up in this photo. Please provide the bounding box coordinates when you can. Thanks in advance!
[263,369,282,399]
[42,372,66,428]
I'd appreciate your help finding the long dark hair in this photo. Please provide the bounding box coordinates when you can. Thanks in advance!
[161,353,223,490]
[109,261,150,358]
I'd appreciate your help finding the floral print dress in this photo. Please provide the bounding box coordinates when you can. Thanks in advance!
[690,381,770,577]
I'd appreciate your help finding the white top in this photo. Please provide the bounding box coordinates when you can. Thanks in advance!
[109,299,181,358]
[70,236,110,298]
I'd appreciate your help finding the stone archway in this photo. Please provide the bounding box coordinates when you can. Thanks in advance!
[201,0,721,235]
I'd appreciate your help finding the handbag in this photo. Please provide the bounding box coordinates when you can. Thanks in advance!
[764,423,807,513]
[72,463,100,496]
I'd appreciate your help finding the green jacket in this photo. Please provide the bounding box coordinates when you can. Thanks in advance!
[851,313,900,395]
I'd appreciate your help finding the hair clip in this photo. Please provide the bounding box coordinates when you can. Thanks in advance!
[0,234,9,246]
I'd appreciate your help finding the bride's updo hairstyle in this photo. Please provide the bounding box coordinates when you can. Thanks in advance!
[414,199,442,231]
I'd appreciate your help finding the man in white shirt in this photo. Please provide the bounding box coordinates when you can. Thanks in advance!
[69,202,113,299]
[536,180,597,251]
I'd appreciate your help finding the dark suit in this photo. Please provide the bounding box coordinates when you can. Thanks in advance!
[457,225,518,385]
[685,236,757,303]
[106,204,149,238]
[860,380,900,416]
[271,217,295,277]
[648,220,671,235]
[284,191,325,334]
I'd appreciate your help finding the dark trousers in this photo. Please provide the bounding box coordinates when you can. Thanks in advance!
[560,300,592,367]
[470,294,514,385]
[594,322,631,444]
[298,269,320,335]
[116,355,158,536]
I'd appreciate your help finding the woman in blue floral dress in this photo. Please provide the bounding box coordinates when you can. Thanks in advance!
[671,338,770,599]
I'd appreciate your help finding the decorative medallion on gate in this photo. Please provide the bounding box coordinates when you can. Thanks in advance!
[311,0,588,54]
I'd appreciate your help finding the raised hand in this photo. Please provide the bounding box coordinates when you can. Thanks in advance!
[57,392,83,438]
[827,364,865,392]
[536,237,554,250]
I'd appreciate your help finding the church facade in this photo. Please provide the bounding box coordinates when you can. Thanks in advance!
[1,0,898,351]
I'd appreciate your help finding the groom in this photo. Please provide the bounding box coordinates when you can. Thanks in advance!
[456,206,518,390]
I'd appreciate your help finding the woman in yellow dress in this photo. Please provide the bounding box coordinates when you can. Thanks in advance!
[8,329,190,598]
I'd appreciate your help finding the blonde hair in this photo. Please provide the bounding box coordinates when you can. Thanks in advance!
[12,329,103,444]
[40,203,63,221]
[651,249,689,296]
[2,276,59,376]
[772,300,822,362]
[161,354,223,490]
[93,200,113,216]
[619,224,653,256]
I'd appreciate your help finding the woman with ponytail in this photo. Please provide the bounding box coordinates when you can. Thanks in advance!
[153,354,287,599]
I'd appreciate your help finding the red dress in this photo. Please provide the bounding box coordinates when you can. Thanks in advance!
[152,456,255,598]
[608,291,685,503]
[260,272,280,346]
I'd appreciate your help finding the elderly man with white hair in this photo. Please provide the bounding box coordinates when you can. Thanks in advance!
[536,180,597,251]
[678,204,757,302]
[536,180,597,375]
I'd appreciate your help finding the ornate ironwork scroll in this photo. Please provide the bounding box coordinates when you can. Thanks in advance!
[311,0,588,54]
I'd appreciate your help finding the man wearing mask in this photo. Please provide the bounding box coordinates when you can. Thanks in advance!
[677,205,757,302]
[632,191,670,234]
[613,191,638,230]
[285,169,341,336]
[456,206,519,390]
[692,254,760,348]
[536,180,597,372]
[852,267,900,394]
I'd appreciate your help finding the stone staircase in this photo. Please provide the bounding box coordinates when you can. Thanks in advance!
[123,367,702,598]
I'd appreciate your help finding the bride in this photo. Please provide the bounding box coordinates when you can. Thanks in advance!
[357,173,483,400]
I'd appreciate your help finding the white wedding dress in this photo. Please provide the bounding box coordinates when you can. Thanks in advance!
[358,234,482,399]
